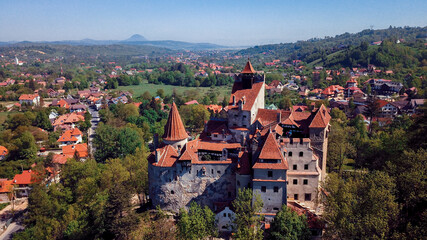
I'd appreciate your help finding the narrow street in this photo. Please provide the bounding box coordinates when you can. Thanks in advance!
[87,105,100,156]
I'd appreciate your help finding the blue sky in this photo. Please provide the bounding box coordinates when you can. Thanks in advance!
[0,0,426,46]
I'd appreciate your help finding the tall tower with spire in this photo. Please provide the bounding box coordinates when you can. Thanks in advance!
[162,102,189,149]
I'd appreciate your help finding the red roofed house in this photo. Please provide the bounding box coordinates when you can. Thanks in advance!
[57,128,83,146]
[13,170,36,197]
[377,99,400,118]
[19,94,40,105]
[0,145,8,160]
[62,143,88,160]
[0,179,13,202]
[321,85,344,99]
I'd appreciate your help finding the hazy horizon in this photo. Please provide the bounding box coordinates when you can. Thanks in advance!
[1,0,426,46]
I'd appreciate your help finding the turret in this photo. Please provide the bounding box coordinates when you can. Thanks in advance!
[162,102,189,149]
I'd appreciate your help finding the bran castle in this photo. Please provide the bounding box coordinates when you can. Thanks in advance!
[148,61,330,217]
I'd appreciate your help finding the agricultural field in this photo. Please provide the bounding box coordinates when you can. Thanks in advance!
[116,81,232,101]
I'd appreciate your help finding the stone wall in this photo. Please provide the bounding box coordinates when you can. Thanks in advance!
[149,163,236,212]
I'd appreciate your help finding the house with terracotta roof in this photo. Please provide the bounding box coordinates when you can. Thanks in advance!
[321,85,344,99]
[12,170,36,197]
[19,94,40,105]
[62,143,88,160]
[0,145,8,160]
[0,179,13,202]
[57,128,83,146]
[377,100,400,118]
[53,112,85,131]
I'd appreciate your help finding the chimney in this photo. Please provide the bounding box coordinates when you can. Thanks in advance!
[155,150,159,163]
[153,133,159,150]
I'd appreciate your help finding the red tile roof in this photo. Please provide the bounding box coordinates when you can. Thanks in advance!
[0,179,13,193]
[152,145,179,167]
[13,170,35,185]
[258,131,285,160]
[52,154,72,164]
[0,146,8,157]
[309,105,331,128]
[19,94,39,101]
[162,102,189,141]
[229,81,264,111]
[57,128,81,142]
[62,143,88,158]
[241,61,255,74]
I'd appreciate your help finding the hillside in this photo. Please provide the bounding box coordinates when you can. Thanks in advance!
[237,26,427,62]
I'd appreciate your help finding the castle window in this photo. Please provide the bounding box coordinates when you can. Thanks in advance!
[299,152,304,157]
[304,164,309,170]
[305,193,312,201]
[211,169,214,174]
[273,207,279,211]
[294,194,299,200]
[303,179,308,185]
[213,134,218,137]
[293,179,298,185]
[223,213,226,217]
[237,181,240,186]
[288,152,293,157]
[274,186,279,192]
[171,190,175,194]
[261,186,266,192]
[300,138,303,144]
[290,138,293,144]
[217,170,221,175]
[228,213,231,217]
[268,171,273,178]
[293,164,297,170]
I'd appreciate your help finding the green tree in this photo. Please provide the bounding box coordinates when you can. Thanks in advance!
[13,131,38,160]
[177,201,217,240]
[34,111,52,131]
[322,172,399,239]
[232,188,264,240]
[269,205,311,240]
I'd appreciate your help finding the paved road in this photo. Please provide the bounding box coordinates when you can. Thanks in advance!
[0,223,24,240]
[87,106,100,155]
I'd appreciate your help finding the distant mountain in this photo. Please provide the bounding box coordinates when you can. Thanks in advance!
[119,39,227,50]
[0,34,229,51]
[124,34,147,42]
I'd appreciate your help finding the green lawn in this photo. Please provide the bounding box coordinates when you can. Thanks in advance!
[0,111,17,124]
[116,81,232,101]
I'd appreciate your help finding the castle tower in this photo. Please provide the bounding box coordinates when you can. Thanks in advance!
[241,60,256,89]
[162,102,189,149]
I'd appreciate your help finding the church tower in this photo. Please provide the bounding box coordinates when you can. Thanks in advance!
[162,102,189,149]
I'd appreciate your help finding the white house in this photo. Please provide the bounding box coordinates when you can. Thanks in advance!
[19,94,40,105]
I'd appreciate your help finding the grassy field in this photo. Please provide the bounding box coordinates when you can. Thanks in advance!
[0,111,17,124]
[116,81,232,101]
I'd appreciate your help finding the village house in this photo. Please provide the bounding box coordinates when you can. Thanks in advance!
[0,179,13,202]
[53,112,85,131]
[12,170,36,198]
[57,128,83,147]
[62,143,88,160]
[19,94,40,105]
[0,146,8,160]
